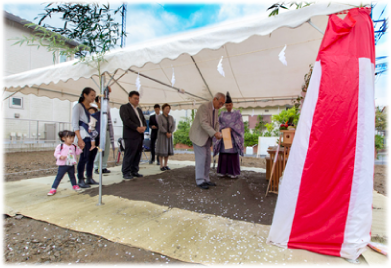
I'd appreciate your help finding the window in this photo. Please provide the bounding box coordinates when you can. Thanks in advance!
[59,55,68,63]
[9,97,23,109]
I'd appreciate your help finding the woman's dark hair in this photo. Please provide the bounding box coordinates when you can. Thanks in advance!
[78,87,96,103]
[162,103,171,111]
[88,107,98,113]
[128,91,140,98]
[154,104,160,109]
[58,130,75,141]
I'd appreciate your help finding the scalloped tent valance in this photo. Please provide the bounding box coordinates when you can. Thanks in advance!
[3,3,355,110]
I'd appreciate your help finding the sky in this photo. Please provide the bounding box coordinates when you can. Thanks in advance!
[2,0,389,108]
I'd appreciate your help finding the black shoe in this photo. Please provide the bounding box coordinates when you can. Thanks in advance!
[160,167,166,171]
[197,182,209,189]
[78,178,91,188]
[149,160,154,164]
[205,181,216,186]
[164,166,171,170]
[94,169,99,174]
[156,162,160,165]
[123,174,134,180]
[102,168,111,174]
[86,177,99,185]
[131,172,143,177]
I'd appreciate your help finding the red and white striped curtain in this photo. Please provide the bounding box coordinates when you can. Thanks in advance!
[267,7,375,260]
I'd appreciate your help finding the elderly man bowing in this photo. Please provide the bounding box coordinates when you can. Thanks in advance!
[189,92,225,189]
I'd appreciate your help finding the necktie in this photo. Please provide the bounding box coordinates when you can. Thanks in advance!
[212,109,215,128]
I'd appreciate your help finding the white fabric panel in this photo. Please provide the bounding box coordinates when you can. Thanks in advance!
[3,3,357,109]
[267,61,322,247]
[340,58,375,259]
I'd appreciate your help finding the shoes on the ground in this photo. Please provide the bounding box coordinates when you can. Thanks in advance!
[217,173,225,177]
[156,162,160,165]
[205,181,216,186]
[160,167,166,171]
[149,160,154,164]
[123,174,134,180]
[229,175,238,179]
[102,168,111,173]
[131,172,143,177]
[78,178,91,188]
[164,166,171,170]
[197,182,209,189]
[86,177,99,185]
[47,189,57,196]
[73,185,81,191]
[94,169,99,174]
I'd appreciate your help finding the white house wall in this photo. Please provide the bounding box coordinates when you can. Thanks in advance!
[3,13,74,144]
[3,17,58,76]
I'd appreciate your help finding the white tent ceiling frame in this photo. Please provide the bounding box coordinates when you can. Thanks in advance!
[3,3,357,111]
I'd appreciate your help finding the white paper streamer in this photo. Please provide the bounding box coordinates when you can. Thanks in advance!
[217,56,225,77]
[139,87,144,98]
[278,45,287,66]
[136,73,141,91]
[252,109,254,117]
[193,100,196,107]
[171,66,176,87]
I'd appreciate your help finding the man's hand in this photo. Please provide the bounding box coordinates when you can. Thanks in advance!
[151,125,157,129]
[59,155,67,160]
[166,133,172,138]
[214,132,222,140]
[137,126,146,133]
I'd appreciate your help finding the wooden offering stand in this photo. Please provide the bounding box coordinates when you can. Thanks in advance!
[265,130,296,196]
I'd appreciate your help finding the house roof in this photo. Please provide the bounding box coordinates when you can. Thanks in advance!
[3,10,79,48]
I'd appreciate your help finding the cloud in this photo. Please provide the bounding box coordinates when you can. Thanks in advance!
[217,3,268,22]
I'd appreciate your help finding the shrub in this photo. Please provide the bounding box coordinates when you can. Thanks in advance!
[173,118,192,147]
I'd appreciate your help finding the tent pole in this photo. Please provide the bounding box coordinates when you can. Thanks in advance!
[98,75,105,206]
[307,19,324,35]
[106,73,129,97]
[190,56,214,98]
[127,68,209,101]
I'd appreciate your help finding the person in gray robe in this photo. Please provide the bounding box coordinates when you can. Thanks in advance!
[156,103,175,171]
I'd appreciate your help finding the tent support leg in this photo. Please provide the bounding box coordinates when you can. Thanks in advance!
[97,75,105,206]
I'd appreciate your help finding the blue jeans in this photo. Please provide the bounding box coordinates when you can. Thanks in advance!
[52,165,77,189]
[77,138,98,179]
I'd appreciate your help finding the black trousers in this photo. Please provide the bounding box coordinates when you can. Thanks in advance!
[122,137,143,176]
[77,137,98,180]
[150,135,157,162]
[52,165,77,189]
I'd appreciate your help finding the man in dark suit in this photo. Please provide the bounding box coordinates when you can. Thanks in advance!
[120,91,147,179]
[149,104,160,165]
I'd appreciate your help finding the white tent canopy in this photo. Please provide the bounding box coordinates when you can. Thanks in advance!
[3,3,355,110]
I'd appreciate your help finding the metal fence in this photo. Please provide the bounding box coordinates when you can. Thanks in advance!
[3,118,126,152]
[3,118,73,152]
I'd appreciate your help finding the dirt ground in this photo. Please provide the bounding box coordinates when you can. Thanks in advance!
[2,150,388,264]
[84,167,276,225]
[0,216,204,267]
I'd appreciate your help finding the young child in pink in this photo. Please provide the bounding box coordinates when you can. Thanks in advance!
[48,130,83,196]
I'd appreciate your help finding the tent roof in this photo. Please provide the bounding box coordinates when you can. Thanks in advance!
[4,3,355,110]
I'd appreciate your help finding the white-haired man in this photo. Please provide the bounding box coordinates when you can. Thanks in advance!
[189,92,225,189]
